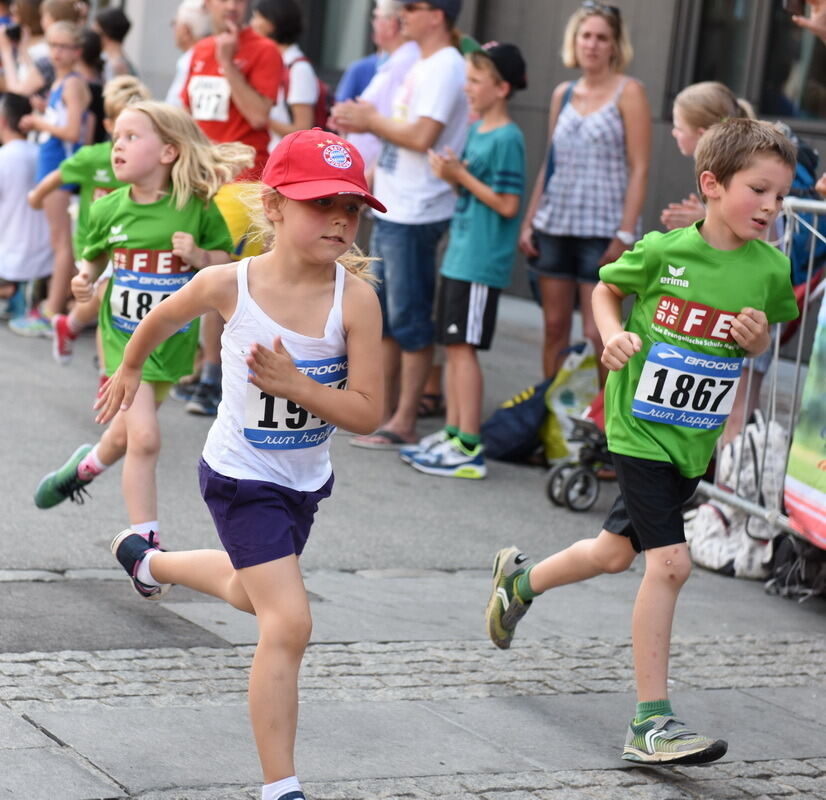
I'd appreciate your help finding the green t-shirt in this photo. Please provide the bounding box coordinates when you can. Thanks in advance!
[440,121,525,289]
[83,186,232,383]
[599,222,799,477]
[59,142,124,255]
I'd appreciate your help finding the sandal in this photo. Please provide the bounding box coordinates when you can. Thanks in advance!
[417,393,444,418]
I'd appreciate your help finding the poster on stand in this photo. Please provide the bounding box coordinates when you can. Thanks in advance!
[784,290,826,548]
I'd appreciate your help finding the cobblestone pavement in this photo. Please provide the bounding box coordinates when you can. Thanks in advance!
[3,632,825,799]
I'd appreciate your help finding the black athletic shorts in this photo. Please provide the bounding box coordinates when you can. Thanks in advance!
[434,276,500,350]
[603,453,702,552]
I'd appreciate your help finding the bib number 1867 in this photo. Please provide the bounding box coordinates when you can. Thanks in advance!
[632,342,742,430]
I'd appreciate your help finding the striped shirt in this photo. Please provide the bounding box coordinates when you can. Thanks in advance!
[533,78,637,239]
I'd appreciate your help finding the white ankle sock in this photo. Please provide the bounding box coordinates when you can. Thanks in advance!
[77,445,107,481]
[262,776,302,800]
[131,521,159,538]
[135,548,160,587]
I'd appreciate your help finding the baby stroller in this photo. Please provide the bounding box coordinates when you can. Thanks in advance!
[545,390,612,512]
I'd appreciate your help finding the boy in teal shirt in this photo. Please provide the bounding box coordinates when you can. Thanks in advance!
[402,43,526,479]
[486,118,799,764]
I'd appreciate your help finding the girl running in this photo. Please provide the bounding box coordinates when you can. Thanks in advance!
[97,128,385,800]
[34,101,253,548]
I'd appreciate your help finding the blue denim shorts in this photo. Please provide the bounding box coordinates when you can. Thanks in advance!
[370,217,450,351]
[198,458,333,569]
[529,232,611,284]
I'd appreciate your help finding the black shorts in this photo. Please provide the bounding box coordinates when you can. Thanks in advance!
[602,453,701,552]
[434,276,500,350]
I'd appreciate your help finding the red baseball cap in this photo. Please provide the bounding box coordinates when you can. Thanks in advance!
[261,128,387,213]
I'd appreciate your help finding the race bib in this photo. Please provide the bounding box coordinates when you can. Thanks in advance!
[110,269,192,334]
[188,75,231,122]
[244,354,348,450]
[632,342,742,430]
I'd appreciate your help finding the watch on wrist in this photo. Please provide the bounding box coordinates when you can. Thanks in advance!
[615,230,635,246]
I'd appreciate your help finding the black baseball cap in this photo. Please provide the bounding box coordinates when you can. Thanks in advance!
[425,0,462,22]
[480,41,528,92]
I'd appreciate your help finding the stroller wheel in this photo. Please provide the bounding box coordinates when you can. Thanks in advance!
[546,461,575,506]
[563,466,600,512]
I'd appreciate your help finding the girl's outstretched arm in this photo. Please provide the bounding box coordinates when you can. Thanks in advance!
[246,276,383,434]
[95,263,238,423]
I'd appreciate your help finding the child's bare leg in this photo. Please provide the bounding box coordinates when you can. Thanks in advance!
[631,542,691,701]
[450,343,483,435]
[42,190,75,316]
[529,529,637,592]
[238,555,311,782]
[71,293,101,328]
[119,383,162,525]
[443,350,459,430]
[148,549,253,613]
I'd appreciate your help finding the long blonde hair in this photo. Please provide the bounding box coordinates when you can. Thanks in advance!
[239,183,377,282]
[122,101,254,208]
[674,81,755,131]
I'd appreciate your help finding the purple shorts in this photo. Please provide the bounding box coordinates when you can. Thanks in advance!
[198,458,333,569]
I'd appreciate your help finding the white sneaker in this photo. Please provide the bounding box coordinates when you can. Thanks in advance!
[410,437,487,479]
[399,428,450,464]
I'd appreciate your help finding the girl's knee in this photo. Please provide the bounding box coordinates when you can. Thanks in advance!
[258,610,312,656]
[127,426,161,457]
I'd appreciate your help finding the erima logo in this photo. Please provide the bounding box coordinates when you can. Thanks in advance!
[660,264,689,287]
[447,323,459,335]
[109,224,128,243]
[94,169,110,182]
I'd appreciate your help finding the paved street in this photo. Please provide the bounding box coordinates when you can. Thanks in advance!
[2,297,825,800]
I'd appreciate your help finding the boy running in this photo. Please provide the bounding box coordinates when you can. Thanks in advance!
[486,118,799,764]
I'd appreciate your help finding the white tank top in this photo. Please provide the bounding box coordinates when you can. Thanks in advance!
[202,257,348,491]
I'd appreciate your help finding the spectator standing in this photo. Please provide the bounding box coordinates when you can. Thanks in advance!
[403,42,527,479]
[179,0,283,416]
[520,3,651,381]
[0,2,11,27]
[77,28,106,144]
[0,92,53,319]
[340,0,419,172]
[335,51,379,104]
[661,82,753,232]
[0,0,48,96]
[93,6,137,81]
[11,20,90,337]
[166,0,212,108]
[333,0,469,449]
[250,0,318,147]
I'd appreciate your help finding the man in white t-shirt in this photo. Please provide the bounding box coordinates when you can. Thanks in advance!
[345,0,420,170]
[332,0,469,448]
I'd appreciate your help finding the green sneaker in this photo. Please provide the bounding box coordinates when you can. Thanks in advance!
[485,546,534,649]
[622,715,728,765]
[34,444,94,509]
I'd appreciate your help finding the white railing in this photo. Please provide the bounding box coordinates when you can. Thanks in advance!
[695,196,826,538]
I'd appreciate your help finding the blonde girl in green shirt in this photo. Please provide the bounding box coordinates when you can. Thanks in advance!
[34,101,253,550]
